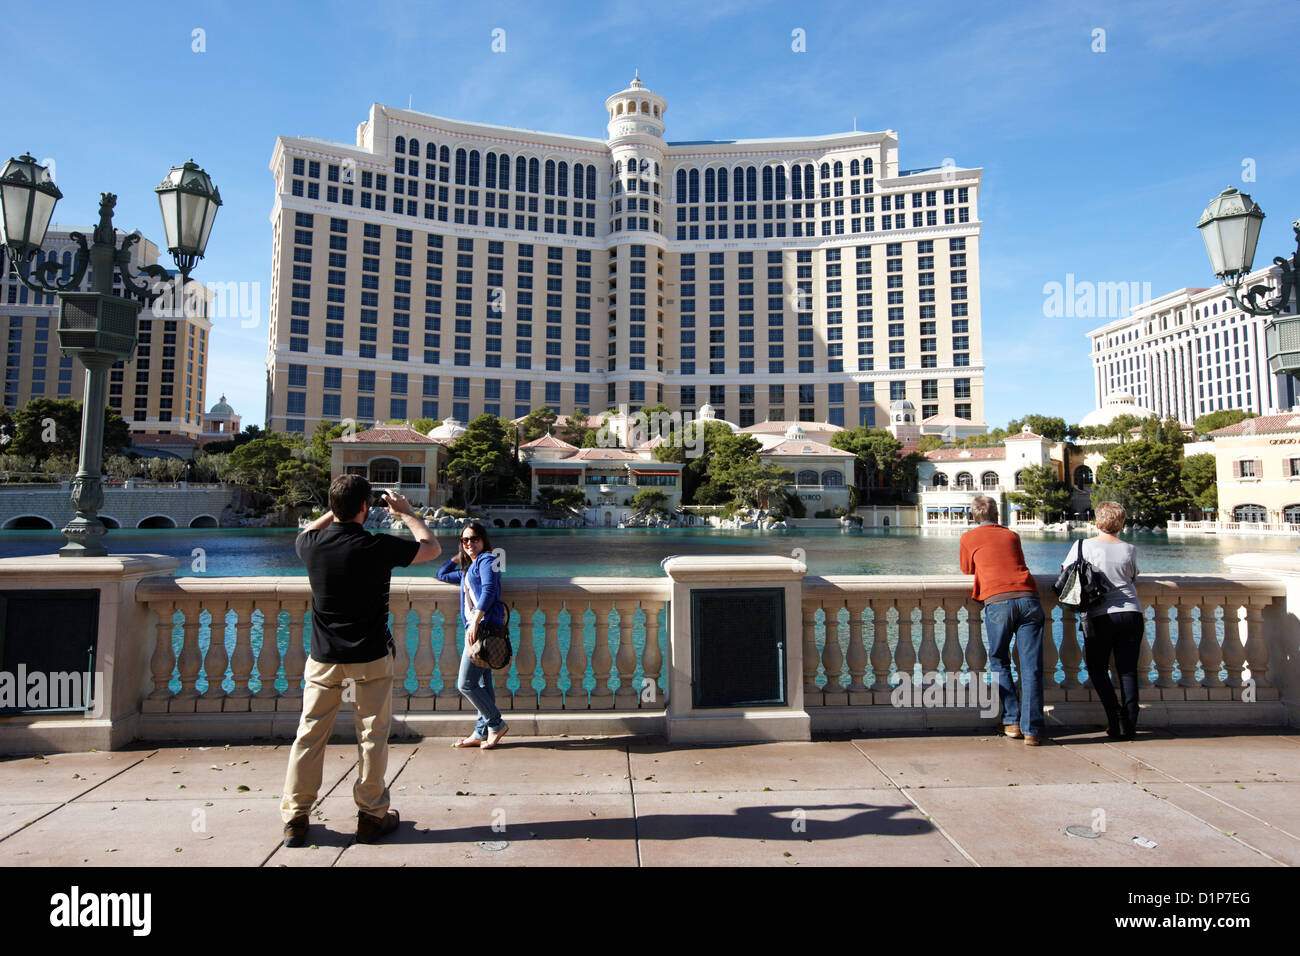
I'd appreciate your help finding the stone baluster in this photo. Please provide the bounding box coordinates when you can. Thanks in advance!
[1173,601,1200,687]
[640,600,666,709]
[869,600,893,692]
[613,600,641,707]
[940,600,963,679]
[389,602,412,709]
[1040,601,1061,693]
[174,602,205,709]
[514,603,540,710]
[146,602,177,708]
[964,602,988,675]
[538,601,565,709]
[1220,602,1246,689]
[1152,600,1176,687]
[409,602,436,707]
[226,601,256,707]
[845,600,869,699]
[896,601,917,687]
[494,606,514,712]
[1243,599,1271,688]
[917,599,941,680]
[565,603,590,709]
[822,603,846,705]
[1196,598,1223,689]
[436,600,463,707]
[590,601,616,709]
[197,604,231,712]
[253,603,284,709]
[1136,609,1155,687]
[1057,607,1081,690]
[802,601,822,703]
[280,602,309,710]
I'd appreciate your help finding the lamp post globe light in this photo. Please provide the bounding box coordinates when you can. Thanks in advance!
[1197,188,1300,376]
[0,153,220,556]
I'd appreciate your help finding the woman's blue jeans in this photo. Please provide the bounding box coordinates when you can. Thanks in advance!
[983,596,1045,736]
[457,642,505,738]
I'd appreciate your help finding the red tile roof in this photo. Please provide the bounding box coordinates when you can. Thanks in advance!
[332,424,436,444]
[1208,414,1300,437]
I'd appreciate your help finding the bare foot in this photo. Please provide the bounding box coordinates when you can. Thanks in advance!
[480,723,509,750]
[451,735,483,749]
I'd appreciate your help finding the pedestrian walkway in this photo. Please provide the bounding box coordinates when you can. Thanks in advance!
[1,728,1296,866]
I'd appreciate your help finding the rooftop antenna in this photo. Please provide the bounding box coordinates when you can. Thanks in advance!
[408,94,413,109]
[853,116,857,131]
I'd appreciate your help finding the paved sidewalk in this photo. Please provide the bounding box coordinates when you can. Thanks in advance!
[1,727,1297,866]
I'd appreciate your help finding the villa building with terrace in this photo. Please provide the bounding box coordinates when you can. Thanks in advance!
[918,426,1063,525]
[330,422,448,508]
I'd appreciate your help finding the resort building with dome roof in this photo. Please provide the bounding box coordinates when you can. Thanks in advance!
[265,76,984,445]
[199,394,242,446]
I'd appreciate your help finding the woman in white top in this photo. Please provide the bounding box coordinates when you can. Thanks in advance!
[1061,501,1142,739]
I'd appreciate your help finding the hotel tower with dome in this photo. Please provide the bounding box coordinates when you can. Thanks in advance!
[264,76,984,435]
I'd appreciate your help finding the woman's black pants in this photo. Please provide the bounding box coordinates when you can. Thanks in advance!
[1082,611,1143,728]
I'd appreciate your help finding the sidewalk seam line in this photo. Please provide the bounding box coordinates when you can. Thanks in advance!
[261,746,364,867]
[0,750,158,846]
[627,744,642,867]
[849,740,979,866]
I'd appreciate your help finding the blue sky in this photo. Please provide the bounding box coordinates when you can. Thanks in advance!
[6,0,1298,430]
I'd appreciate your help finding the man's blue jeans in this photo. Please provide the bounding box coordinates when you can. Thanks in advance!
[457,643,505,739]
[983,596,1045,736]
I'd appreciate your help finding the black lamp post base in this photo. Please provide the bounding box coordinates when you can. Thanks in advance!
[59,517,108,558]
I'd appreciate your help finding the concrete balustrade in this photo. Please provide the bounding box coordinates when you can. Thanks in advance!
[2,554,1300,753]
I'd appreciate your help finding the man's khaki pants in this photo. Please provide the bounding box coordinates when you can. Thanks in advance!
[281,652,393,823]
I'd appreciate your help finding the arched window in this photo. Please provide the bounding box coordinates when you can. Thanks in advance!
[370,458,400,484]
[864,157,874,174]
[544,160,556,195]
[717,167,728,202]
[586,166,596,198]
[1284,504,1300,524]
[1074,465,1094,489]
[468,150,480,186]
[804,164,814,198]
[395,135,406,154]
[791,168,802,200]
[688,168,699,204]
[654,162,660,176]
[498,153,510,190]
[1014,471,1024,489]
[850,159,860,176]
[676,168,686,202]
[426,142,437,160]
[820,162,830,179]
[616,102,623,115]
[704,168,715,204]
[557,161,568,196]
[528,158,539,193]
[833,160,843,177]
[440,145,450,163]
[515,157,527,191]
[981,471,999,490]
[797,469,818,486]
[1234,504,1267,523]
[746,166,757,201]
[408,138,419,156]
[641,100,650,113]
[774,165,786,200]
[454,148,467,185]
[573,163,584,199]
[931,473,949,488]
[485,153,497,189]
[955,472,974,490]
[822,470,844,486]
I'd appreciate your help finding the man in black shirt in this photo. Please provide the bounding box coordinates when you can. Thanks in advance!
[280,474,441,847]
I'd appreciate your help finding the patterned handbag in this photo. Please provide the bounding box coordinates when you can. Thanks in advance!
[462,570,513,670]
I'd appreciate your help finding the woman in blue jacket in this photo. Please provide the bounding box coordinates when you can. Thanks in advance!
[437,522,509,749]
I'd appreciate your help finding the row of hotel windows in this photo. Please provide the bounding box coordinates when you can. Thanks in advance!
[1231,458,1300,479]
[1231,504,1300,523]
[279,369,972,432]
[673,208,970,241]
[4,315,73,403]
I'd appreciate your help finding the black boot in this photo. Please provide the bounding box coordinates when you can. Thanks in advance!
[1118,712,1136,741]
[1104,706,1122,739]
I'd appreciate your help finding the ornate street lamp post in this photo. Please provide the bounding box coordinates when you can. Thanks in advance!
[0,154,220,556]
[1197,188,1300,375]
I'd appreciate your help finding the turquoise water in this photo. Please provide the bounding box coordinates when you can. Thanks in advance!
[0,525,1295,577]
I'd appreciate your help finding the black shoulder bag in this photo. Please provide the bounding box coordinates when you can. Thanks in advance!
[1052,540,1111,612]
[462,562,513,671]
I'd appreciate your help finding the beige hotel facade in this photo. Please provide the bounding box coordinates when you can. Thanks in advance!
[265,77,984,435]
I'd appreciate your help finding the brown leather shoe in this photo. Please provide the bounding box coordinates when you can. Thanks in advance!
[282,814,309,848]
[356,809,400,844]
[1024,735,1043,746]
[1003,724,1023,739]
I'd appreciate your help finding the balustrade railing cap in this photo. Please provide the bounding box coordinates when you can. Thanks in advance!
[661,554,808,578]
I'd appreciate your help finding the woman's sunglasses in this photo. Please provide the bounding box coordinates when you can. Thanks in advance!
[461,535,481,543]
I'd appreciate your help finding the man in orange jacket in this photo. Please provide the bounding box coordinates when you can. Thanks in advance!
[959,495,1046,744]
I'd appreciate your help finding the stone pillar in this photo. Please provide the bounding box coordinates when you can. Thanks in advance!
[661,555,810,742]
[0,554,180,753]
[1223,554,1300,725]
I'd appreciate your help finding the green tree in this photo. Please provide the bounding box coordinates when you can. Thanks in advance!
[1006,463,1073,521]
[535,485,587,516]
[1193,409,1256,437]
[1006,415,1069,443]
[629,488,671,515]
[446,414,523,506]
[916,434,944,453]
[308,420,348,469]
[518,407,558,442]
[412,417,436,435]
[226,432,301,488]
[1093,439,1189,526]
[1181,453,1218,513]
[654,419,734,504]
[276,458,329,510]
[554,411,588,447]
[11,397,130,460]
[830,428,913,501]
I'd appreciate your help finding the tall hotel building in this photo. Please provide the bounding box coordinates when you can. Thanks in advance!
[2,230,213,440]
[1087,256,1297,424]
[265,77,984,433]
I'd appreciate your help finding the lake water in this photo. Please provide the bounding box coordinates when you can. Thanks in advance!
[4,526,1283,696]
[0,526,1294,577]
